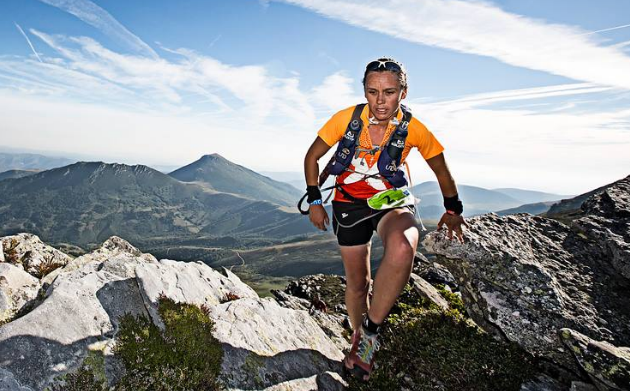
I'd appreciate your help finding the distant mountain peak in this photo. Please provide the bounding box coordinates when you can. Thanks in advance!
[199,153,226,161]
[169,155,302,207]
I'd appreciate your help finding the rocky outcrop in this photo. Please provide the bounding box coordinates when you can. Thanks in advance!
[0,264,39,323]
[572,178,630,280]
[0,233,71,278]
[0,235,346,391]
[422,176,630,384]
[561,328,630,391]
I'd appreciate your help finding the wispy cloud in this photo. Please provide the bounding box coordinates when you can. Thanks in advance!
[583,23,630,36]
[412,83,617,111]
[0,30,320,125]
[14,23,42,63]
[280,0,630,89]
[36,0,158,58]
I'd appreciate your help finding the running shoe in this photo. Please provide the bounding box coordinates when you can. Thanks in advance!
[343,326,380,381]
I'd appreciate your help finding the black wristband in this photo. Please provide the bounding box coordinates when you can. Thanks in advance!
[306,185,322,203]
[444,194,464,215]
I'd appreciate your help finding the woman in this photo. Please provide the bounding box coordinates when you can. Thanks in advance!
[303,58,466,381]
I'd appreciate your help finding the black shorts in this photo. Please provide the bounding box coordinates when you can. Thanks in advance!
[331,201,415,246]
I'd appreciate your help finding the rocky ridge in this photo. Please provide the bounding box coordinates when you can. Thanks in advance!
[0,235,346,391]
[423,175,630,390]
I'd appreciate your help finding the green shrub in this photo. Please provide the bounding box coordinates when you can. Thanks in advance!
[349,285,536,391]
[54,296,223,390]
[114,296,224,390]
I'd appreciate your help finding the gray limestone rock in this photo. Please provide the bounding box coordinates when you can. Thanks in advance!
[211,297,345,390]
[0,235,351,390]
[0,368,33,391]
[272,290,348,353]
[135,258,258,327]
[561,328,630,391]
[0,238,151,390]
[422,211,630,374]
[573,178,630,280]
[409,272,450,310]
[0,234,71,278]
[0,264,40,323]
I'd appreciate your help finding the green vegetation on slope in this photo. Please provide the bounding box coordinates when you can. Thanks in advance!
[348,285,536,391]
[54,296,223,391]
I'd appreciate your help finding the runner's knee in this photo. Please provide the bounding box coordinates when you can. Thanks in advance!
[384,234,416,263]
[346,277,370,298]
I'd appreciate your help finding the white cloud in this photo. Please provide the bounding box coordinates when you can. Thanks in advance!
[0,30,318,124]
[403,95,630,194]
[310,72,363,113]
[36,0,158,58]
[280,0,630,89]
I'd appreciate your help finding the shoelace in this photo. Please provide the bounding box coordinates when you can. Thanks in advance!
[357,332,381,364]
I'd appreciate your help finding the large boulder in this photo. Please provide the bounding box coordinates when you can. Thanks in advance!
[212,298,345,390]
[0,238,152,390]
[0,264,40,324]
[422,210,630,374]
[0,234,71,278]
[561,328,630,391]
[0,236,347,391]
[572,178,630,280]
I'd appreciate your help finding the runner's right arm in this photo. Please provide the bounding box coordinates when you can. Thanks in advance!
[304,137,332,231]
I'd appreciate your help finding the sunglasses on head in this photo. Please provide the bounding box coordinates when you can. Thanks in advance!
[365,60,403,73]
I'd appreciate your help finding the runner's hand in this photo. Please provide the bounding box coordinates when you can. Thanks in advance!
[437,213,468,242]
[309,205,329,231]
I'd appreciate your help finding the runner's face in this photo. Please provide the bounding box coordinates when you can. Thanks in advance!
[364,71,407,122]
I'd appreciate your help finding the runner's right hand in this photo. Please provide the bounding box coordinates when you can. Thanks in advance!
[309,205,329,231]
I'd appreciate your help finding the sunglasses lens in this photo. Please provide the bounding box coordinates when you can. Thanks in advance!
[366,60,402,72]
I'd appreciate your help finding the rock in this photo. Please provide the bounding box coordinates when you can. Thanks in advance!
[422,210,630,374]
[0,245,4,263]
[0,367,32,391]
[40,236,155,287]
[561,328,630,391]
[284,274,347,315]
[272,289,311,311]
[571,381,599,391]
[0,264,40,323]
[414,261,458,290]
[573,179,630,280]
[135,259,258,327]
[0,234,71,278]
[409,273,449,310]
[0,235,351,391]
[0,238,152,390]
[520,374,566,391]
[211,298,345,390]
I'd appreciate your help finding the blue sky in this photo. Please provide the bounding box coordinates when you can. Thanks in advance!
[1,0,629,194]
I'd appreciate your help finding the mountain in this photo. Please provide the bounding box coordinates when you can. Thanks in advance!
[411,181,524,218]
[496,201,557,216]
[169,154,303,207]
[0,152,74,172]
[492,188,572,204]
[0,169,39,181]
[545,176,630,221]
[0,162,314,248]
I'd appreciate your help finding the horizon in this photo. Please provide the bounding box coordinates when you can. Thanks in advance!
[0,148,598,196]
[1,0,630,194]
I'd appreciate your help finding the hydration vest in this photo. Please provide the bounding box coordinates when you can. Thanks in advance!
[325,103,412,188]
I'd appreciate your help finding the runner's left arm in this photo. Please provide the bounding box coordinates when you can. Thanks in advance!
[426,153,468,242]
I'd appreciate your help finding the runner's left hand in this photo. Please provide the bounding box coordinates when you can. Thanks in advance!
[437,213,468,243]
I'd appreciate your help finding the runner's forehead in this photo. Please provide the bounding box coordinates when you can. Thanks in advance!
[364,72,403,89]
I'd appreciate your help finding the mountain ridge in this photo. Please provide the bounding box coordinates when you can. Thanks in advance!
[169,154,303,207]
